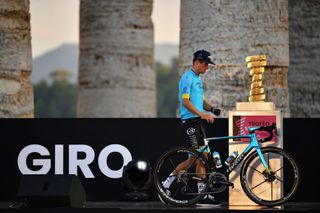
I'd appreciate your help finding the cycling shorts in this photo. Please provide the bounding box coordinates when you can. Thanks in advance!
[181,117,209,153]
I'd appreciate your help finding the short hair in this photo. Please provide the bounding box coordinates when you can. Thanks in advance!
[193,58,205,64]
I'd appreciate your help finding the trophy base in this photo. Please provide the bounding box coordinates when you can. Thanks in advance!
[228,101,282,206]
[236,102,274,111]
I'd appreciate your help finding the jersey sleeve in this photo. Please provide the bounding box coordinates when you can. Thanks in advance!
[180,74,192,99]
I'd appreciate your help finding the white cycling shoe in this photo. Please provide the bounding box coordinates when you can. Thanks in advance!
[197,194,222,206]
[158,182,171,205]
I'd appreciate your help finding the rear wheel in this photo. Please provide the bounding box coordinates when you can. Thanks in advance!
[153,146,210,206]
[240,147,300,206]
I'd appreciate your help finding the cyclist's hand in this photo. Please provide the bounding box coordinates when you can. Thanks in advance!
[200,113,214,124]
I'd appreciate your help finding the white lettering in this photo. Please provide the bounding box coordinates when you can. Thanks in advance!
[227,154,244,173]
[55,145,64,174]
[69,145,95,178]
[98,144,132,179]
[18,144,51,174]
[17,144,133,179]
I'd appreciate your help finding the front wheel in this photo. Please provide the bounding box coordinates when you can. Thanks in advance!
[240,147,300,207]
[153,146,210,206]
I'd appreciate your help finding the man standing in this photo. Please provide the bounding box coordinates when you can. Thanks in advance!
[161,50,221,205]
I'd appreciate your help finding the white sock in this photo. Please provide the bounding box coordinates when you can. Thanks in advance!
[198,182,216,201]
[162,172,176,189]
[197,182,207,193]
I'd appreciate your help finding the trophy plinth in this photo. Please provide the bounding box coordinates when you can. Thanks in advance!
[236,102,275,111]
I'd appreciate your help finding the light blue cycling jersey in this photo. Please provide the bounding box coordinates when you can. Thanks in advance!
[179,69,204,120]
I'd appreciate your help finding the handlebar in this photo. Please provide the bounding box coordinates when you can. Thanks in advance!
[251,122,278,143]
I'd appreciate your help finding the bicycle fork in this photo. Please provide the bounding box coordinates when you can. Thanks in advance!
[256,148,271,174]
[248,133,271,175]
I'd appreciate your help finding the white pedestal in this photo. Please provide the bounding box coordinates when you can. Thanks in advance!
[228,102,283,206]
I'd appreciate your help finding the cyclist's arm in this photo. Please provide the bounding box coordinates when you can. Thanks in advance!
[203,99,213,111]
[204,98,221,116]
[182,99,214,123]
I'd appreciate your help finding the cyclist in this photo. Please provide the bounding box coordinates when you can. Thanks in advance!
[161,50,221,205]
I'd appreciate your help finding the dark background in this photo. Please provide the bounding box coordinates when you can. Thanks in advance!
[0,118,318,202]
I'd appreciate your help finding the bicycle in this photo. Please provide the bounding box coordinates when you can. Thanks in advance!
[153,122,300,207]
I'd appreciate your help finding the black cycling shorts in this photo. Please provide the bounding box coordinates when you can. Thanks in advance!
[181,117,207,149]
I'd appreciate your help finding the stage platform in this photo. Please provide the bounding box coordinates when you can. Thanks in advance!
[1,201,320,212]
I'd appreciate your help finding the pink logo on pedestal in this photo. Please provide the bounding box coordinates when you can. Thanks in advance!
[233,115,277,142]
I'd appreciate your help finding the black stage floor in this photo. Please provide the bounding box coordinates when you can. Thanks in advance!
[1,201,320,212]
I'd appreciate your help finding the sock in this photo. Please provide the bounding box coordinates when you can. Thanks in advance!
[162,172,176,189]
[197,182,207,199]
[197,182,207,193]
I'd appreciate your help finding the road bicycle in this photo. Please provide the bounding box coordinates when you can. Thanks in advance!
[153,122,300,207]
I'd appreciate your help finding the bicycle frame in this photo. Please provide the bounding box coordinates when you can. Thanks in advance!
[199,127,270,175]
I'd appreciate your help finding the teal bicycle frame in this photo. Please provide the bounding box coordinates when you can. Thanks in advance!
[201,126,271,175]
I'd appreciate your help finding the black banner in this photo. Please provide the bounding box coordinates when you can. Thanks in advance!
[0,118,319,202]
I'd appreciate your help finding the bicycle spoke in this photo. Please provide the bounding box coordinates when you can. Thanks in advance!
[248,166,264,176]
[250,179,268,191]
[168,157,176,171]
[275,175,283,183]
[275,175,293,187]
[186,183,196,194]
[274,166,284,173]
[172,183,183,198]
[271,181,273,200]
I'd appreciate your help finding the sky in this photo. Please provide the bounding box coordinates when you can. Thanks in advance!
[30,0,180,58]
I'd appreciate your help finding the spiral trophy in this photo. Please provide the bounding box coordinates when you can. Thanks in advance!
[246,55,267,102]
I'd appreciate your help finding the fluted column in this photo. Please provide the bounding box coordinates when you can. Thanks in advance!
[289,0,320,117]
[0,0,33,118]
[78,0,156,117]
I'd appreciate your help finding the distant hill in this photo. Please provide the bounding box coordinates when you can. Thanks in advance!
[32,44,79,84]
[31,43,178,84]
[154,43,179,65]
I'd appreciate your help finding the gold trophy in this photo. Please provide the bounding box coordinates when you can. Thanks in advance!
[246,55,267,102]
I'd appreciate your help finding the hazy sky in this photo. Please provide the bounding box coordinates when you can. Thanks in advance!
[30,0,180,58]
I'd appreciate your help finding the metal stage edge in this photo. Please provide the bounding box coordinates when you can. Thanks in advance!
[1,201,320,212]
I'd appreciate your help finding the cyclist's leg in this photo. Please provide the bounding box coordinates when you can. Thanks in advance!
[162,151,210,189]
[162,157,195,189]
[196,122,221,205]
[184,119,210,195]
[195,151,208,192]
[196,121,209,192]
[155,146,209,206]
[196,154,207,192]
[162,118,202,189]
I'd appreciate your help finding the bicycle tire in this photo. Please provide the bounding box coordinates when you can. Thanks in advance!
[240,147,300,207]
[153,146,210,206]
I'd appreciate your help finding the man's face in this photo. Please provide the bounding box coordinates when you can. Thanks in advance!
[197,61,209,74]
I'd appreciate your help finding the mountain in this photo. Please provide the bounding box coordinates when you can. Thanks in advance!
[32,44,79,84]
[31,43,178,84]
[154,43,179,65]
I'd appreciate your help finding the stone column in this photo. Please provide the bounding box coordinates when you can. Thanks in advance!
[78,0,156,117]
[180,0,290,117]
[0,0,33,118]
[289,0,320,117]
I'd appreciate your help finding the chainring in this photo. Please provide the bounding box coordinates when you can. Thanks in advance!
[208,172,228,193]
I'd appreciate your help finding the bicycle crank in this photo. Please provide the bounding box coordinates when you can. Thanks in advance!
[208,172,232,193]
